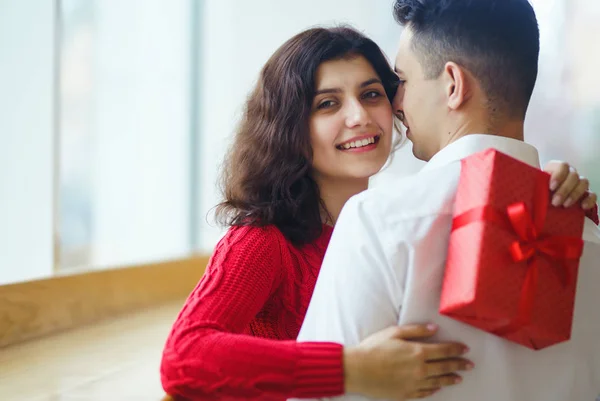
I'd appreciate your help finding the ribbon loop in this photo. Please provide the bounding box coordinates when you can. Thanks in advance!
[509,241,536,262]
[507,202,537,241]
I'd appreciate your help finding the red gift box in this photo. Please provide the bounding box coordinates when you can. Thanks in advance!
[439,149,585,350]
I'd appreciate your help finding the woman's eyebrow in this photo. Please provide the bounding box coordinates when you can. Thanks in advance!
[315,78,382,96]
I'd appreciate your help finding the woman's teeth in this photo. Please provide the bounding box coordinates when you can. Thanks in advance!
[340,136,377,150]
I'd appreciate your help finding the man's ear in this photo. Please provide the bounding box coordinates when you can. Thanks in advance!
[443,62,470,110]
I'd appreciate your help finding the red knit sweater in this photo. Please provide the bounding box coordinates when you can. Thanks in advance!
[160,224,343,400]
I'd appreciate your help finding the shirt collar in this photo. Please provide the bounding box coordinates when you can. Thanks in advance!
[420,134,541,173]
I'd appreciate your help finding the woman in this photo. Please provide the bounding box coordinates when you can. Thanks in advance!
[161,26,597,401]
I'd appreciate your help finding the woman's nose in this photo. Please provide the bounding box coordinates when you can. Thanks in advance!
[345,99,370,127]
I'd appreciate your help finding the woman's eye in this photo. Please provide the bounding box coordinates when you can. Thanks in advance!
[398,79,406,86]
[317,100,336,109]
[363,91,383,99]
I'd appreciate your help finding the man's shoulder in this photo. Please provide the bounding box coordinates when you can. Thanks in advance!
[348,163,462,220]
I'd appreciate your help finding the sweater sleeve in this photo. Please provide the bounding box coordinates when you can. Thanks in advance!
[160,225,344,400]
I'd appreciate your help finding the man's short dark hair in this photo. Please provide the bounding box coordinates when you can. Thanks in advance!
[394,0,540,119]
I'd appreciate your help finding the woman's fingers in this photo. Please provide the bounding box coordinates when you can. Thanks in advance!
[418,342,469,361]
[424,357,474,377]
[406,388,441,399]
[418,373,463,390]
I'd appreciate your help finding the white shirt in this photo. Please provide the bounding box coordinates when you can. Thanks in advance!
[296,135,600,401]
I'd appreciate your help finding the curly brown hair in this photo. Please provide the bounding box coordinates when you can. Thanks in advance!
[215,26,400,245]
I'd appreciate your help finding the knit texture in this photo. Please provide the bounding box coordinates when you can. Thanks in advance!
[160,224,343,400]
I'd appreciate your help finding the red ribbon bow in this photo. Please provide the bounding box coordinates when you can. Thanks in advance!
[452,174,584,336]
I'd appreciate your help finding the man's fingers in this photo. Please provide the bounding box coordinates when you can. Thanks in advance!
[424,357,474,377]
[563,177,590,208]
[419,342,469,361]
[583,192,598,210]
[552,169,579,207]
[545,161,570,191]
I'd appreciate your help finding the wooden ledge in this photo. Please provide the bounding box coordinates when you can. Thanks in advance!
[0,255,210,348]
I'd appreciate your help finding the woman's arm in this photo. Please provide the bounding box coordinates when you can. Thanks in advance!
[161,225,472,401]
[160,225,343,400]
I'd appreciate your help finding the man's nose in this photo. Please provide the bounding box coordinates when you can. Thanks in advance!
[392,87,404,118]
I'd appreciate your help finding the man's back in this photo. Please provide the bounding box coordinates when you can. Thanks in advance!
[394,170,600,400]
[297,135,600,400]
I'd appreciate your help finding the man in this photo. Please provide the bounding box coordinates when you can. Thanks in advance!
[296,0,600,400]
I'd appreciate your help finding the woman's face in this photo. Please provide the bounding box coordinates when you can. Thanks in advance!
[309,55,394,184]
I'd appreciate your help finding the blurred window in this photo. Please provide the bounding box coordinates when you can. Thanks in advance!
[58,0,194,270]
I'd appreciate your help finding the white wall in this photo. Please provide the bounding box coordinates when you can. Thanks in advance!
[0,0,55,284]
[195,0,420,251]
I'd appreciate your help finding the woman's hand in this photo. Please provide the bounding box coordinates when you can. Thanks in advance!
[543,161,597,209]
[344,324,472,399]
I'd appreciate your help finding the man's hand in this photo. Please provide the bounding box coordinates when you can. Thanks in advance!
[344,324,472,400]
[543,161,597,209]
